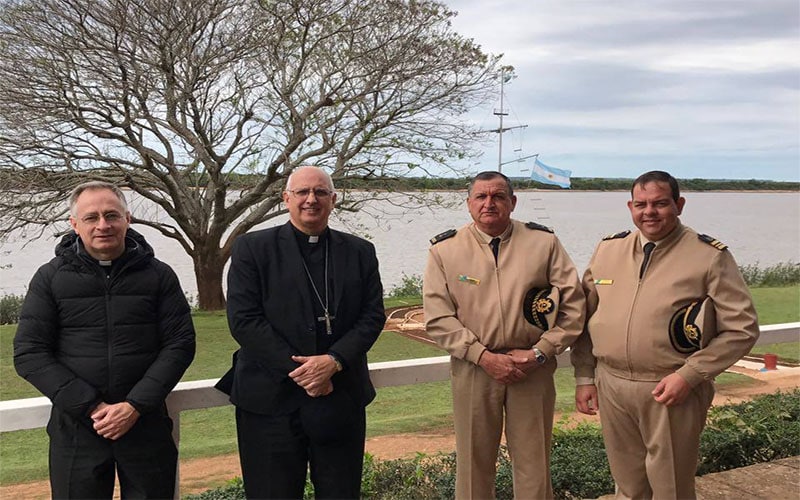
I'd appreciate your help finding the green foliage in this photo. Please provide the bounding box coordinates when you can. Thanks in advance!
[366,452,456,499]
[551,420,615,499]
[184,477,244,500]
[698,389,800,475]
[0,293,24,325]
[186,392,799,500]
[264,175,800,192]
[739,262,800,286]
[385,273,423,298]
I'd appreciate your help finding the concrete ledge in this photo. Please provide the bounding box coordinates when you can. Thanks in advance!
[695,456,800,499]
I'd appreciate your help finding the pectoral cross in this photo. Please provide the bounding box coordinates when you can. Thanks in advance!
[317,311,335,335]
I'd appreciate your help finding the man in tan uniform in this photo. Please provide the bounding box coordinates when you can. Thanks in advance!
[571,170,759,499]
[424,171,585,499]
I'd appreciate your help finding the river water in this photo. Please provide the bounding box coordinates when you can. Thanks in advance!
[1,191,798,298]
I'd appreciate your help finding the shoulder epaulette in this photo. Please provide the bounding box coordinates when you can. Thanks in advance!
[430,229,457,245]
[602,230,631,241]
[698,234,728,251]
[525,221,554,233]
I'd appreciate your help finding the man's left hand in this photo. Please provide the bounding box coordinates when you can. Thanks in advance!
[290,355,337,393]
[652,372,691,406]
[506,348,540,372]
[90,402,140,440]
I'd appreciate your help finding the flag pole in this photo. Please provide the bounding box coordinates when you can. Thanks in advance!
[492,67,527,173]
[496,67,506,172]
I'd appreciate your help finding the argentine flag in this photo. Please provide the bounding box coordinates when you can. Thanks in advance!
[531,158,571,188]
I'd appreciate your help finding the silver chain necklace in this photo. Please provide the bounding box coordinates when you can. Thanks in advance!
[300,239,334,335]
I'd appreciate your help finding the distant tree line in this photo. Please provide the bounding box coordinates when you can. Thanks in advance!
[48,172,785,193]
[3,172,795,193]
[224,174,798,192]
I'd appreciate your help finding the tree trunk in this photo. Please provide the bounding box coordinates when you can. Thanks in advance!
[194,249,227,311]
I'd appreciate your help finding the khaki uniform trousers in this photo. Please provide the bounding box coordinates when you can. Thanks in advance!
[451,356,557,500]
[596,365,715,499]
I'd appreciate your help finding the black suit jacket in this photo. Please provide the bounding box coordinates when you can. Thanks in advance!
[218,222,385,415]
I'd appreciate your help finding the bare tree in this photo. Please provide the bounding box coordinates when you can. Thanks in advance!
[0,0,499,309]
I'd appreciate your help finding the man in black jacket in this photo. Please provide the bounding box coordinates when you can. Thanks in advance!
[14,181,196,499]
[218,166,385,499]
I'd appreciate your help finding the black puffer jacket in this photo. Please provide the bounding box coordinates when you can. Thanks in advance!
[14,229,196,418]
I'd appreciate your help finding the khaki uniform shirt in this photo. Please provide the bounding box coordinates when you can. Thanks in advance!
[423,220,585,362]
[571,222,759,387]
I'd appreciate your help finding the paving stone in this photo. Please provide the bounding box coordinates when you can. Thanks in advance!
[696,457,800,499]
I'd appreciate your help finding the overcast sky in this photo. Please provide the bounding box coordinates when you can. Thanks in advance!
[446,0,799,181]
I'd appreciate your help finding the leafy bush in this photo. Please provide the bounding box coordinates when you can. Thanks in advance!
[184,477,244,500]
[366,452,455,499]
[739,262,800,286]
[698,389,800,474]
[386,273,423,298]
[0,293,24,325]
[188,391,800,500]
[551,420,614,499]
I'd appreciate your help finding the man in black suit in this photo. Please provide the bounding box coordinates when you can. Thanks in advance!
[218,166,385,499]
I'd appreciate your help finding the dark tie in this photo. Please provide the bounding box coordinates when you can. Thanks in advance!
[639,242,656,279]
[490,237,501,264]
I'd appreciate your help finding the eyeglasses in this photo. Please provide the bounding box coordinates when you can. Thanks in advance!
[79,212,126,225]
[286,188,333,199]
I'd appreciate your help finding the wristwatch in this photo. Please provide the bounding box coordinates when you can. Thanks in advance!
[328,354,343,372]
[532,347,548,365]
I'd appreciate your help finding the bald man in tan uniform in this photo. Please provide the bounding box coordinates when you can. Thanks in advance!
[424,171,585,499]
[571,170,759,499]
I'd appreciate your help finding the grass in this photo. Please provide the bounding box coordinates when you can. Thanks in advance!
[1,286,797,486]
[750,285,800,325]
[750,343,800,364]
[748,285,800,364]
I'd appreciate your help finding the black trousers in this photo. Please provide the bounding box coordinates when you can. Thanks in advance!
[47,407,177,499]
[236,391,366,500]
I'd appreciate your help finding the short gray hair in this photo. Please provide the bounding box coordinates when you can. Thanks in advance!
[285,166,335,191]
[69,181,128,217]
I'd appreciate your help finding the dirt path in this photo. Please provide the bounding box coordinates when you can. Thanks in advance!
[3,363,797,499]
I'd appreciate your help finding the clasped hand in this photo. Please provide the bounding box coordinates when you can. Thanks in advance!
[90,401,140,440]
[290,354,337,397]
[478,351,531,384]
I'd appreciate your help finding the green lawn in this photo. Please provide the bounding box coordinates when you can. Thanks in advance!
[750,342,800,364]
[1,286,797,485]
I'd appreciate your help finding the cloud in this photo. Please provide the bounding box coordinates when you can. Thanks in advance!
[447,0,800,180]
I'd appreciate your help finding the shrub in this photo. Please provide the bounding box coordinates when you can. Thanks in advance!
[698,389,800,474]
[366,452,455,499]
[184,477,244,500]
[0,293,25,325]
[739,262,800,286]
[188,391,800,499]
[386,273,423,298]
[551,420,614,499]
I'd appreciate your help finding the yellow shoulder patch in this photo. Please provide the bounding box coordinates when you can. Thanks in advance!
[698,234,728,251]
